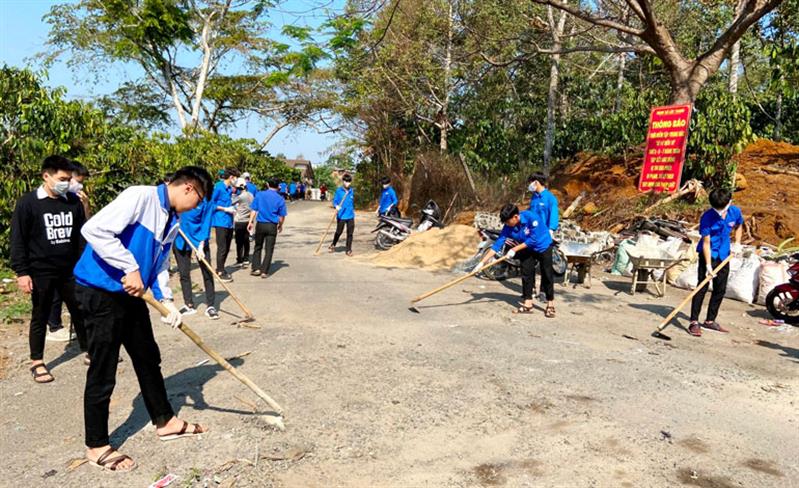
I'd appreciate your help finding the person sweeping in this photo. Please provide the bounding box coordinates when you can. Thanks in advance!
[73,166,213,472]
[475,204,557,318]
[329,174,355,256]
[688,188,744,337]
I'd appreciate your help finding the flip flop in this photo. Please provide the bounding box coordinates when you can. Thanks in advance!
[512,305,535,314]
[158,420,207,441]
[88,447,137,472]
[545,306,556,318]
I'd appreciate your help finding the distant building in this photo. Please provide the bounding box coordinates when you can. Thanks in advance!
[280,157,315,183]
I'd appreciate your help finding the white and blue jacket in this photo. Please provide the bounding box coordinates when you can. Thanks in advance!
[73,184,178,301]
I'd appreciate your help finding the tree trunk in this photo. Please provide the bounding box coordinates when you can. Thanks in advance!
[614,52,627,112]
[543,5,568,176]
[774,89,783,141]
[439,0,454,153]
[728,0,745,95]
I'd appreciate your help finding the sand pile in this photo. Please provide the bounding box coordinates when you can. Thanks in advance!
[369,224,481,271]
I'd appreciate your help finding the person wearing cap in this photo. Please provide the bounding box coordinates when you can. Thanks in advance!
[329,174,356,256]
[232,177,254,268]
[243,172,258,196]
[210,168,239,282]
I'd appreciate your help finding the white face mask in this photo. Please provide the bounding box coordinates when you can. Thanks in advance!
[344,182,351,188]
[69,179,83,194]
[52,180,70,196]
[528,183,536,192]
[383,184,389,189]
[715,203,731,218]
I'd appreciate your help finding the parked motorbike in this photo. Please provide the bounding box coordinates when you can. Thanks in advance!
[373,200,443,250]
[474,227,567,280]
[765,254,799,325]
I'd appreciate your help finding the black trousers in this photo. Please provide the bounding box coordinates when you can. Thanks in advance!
[214,227,233,273]
[332,218,354,252]
[690,257,730,322]
[48,290,63,330]
[252,222,278,274]
[29,275,87,360]
[234,222,250,264]
[518,246,555,301]
[76,285,174,448]
[173,244,215,308]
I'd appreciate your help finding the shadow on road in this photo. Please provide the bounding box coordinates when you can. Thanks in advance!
[46,341,83,372]
[628,303,690,333]
[755,340,799,363]
[109,357,253,446]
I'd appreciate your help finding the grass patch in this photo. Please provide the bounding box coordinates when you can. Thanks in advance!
[0,268,30,324]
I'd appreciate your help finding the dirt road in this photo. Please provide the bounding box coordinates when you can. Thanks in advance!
[1,201,797,487]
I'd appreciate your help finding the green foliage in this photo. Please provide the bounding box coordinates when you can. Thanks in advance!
[0,66,295,260]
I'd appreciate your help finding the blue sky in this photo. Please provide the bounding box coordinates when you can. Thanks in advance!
[0,0,345,165]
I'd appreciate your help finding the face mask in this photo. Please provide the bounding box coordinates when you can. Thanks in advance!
[383,184,389,189]
[528,183,536,192]
[344,182,351,188]
[69,180,83,194]
[715,203,731,218]
[52,180,70,196]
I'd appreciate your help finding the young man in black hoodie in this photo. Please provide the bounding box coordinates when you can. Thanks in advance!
[10,155,88,383]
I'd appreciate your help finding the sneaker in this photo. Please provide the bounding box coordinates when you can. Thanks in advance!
[179,305,197,316]
[688,322,702,337]
[218,272,233,283]
[46,327,75,342]
[702,321,729,333]
[233,261,244,268]
[205,307,220,320]
[250,269,261,277]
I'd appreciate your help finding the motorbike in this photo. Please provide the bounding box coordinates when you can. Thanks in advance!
[373,200,443,250]
[765,254,799,325]
[473,227,567,280]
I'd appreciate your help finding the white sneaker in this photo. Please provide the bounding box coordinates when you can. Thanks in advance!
[46,327,75,342]
[205,307,219,320]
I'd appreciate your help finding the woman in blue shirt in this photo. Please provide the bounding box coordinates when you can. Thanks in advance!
[476,204,557,317]
[329,174,356,256]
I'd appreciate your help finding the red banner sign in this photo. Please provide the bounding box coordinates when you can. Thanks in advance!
[638,104,692,193]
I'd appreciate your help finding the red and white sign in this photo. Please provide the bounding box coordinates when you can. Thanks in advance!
[638,104,692,193]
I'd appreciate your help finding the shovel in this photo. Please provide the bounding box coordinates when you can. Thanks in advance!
[177,229,258,327]
[409,255,511,313]
[651,255,732,340]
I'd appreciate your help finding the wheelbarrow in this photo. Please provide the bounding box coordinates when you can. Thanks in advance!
[627,252,686,297]
[560,243,616,289]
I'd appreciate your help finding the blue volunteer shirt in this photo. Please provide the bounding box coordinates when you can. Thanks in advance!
[696,205,744,260]
[211,180,233,229]
[492,210,553,253]
[289,183,297,195]
[378,186,398,215]
[175,200,214,251]
[251,188,288,224]
[333,186,355,220]
[245,181,258,196]
[279,182,287,194]
[529,189,559,231]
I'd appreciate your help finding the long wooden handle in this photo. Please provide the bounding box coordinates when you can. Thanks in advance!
[141,292,283,414]
[314,211,338,255]
[654,255,733,332]
[177,229,254,319]
[411,255,511,304]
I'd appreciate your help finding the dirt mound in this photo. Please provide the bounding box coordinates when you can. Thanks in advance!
[369,225,480,271]
[547,140,799,245]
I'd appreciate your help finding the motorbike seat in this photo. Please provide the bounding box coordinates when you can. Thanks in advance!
[384,216,413,226]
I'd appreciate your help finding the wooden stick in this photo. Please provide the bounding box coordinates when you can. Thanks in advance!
[141,291,283,415]
[562,191,585,219]
[177,229,255,320]
[315,211,338,255]
[653,255,733,333]
[442,192,459,223]
[411,255,510,304]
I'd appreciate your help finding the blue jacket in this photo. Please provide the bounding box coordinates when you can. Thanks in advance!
[378,186,398,215]
[251,189,288,224]
[333,187,355,220]
[175,200,214,251]
[492,210,553,254]
[696,205,744,260]
[245,181,258,196]
[211,180,233,228]
[74,184,178,301]
[529,189,559,231]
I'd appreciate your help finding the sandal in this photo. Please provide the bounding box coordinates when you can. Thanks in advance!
[158,420,207,441]
[545,306,556,318]
[30,364,54,383]
[513,304,535,314]
[328,245,335,253]
[346,250,353,257]
[688,321,702,337]
[88,447,137,472]
[702,321,729,333]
